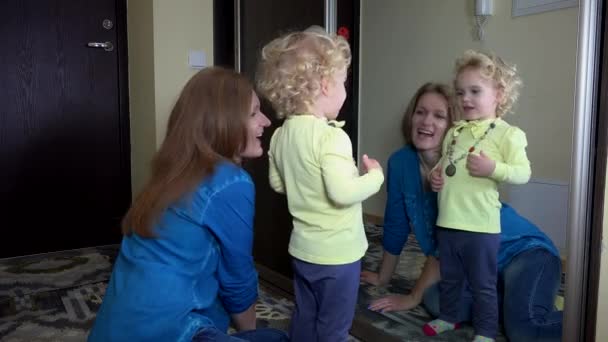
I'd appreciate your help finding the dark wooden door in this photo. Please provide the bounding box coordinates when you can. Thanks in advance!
[214,0,360,280]
[241,0,325,280]
[0,0,130,258]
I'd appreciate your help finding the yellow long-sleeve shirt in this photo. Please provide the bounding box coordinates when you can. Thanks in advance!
[437,118,531,233]
[268,114,384,265]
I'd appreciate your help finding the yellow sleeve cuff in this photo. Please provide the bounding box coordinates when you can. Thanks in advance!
[366,168,385,185]
[491,161,508,182]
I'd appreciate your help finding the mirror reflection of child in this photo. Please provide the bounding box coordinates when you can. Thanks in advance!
[256,26,384,342]
[425,50,530,342]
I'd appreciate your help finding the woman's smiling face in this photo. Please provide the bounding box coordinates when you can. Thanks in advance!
[240,91,271,159]
[410,92,449,152]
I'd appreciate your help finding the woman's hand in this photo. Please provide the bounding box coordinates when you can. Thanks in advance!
[360,270,385,286]
[467,150,496,177]
[367,293,422,313]
[430,167,444,192]
[367,256,440,313]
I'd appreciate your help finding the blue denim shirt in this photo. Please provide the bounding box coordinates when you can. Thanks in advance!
[383,145,438,257]
[382,145,559,271]
[89,162,258,342]
[497,203,560,270]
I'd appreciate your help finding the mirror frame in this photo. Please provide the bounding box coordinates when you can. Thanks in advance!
[565,0,602,341]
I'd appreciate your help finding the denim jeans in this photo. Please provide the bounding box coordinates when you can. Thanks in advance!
[192,327,289,342]
[423,248,562,342]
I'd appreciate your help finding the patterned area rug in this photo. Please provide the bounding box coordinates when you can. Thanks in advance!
[357,225,501,341]
[0,246,359,342]
[0,224,564,341]
[232,281,360,342]
[0,246,117,341]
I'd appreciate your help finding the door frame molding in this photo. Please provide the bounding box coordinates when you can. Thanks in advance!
[115,0,132,205]
[324,0,337,33]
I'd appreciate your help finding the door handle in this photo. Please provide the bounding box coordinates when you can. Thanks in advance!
[87,41,114,52]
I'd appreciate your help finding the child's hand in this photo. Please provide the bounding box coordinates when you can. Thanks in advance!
[430,167,444,192]
[467,151,496,177]
[362,154,382,173]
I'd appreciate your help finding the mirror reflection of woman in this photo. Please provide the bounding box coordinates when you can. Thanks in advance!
[361,82,563,342]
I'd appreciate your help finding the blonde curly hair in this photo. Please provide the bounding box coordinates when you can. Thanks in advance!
[454,50,522,117]
[256,26,351,119]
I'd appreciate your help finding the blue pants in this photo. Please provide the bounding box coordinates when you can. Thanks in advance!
[436,228,500,338]
[289,258,360,342]
[192,327,289,342]
[424,247,563,342]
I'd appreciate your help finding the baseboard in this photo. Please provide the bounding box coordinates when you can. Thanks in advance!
[363,213,383,226]
[255,262,293,295]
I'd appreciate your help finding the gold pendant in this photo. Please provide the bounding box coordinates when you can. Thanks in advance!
[445,164,456,177]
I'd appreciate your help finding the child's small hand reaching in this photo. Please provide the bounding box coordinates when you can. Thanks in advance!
[362,154,382,174]
[466,151,496,177]
[430,167,444,192]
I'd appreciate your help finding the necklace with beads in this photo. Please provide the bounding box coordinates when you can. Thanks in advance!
[445,120,497,177]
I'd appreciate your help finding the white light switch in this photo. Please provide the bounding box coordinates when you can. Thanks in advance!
[189,50,206,69]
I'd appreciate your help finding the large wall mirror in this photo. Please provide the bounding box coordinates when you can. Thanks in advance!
[216,0,602,341]
[357,1,600,341]
[358,0,600,341]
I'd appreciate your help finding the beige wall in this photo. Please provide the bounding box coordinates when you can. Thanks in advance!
[359,0,578,216]
[127,0,156,195]
[152,0,214,147]
[127,0,214,195]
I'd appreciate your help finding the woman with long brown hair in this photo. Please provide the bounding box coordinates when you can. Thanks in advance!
[88,67,288,342]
